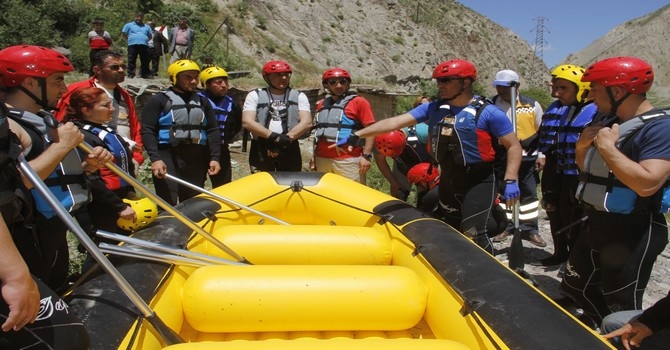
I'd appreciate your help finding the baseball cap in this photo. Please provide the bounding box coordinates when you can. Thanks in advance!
[493,69,520,86]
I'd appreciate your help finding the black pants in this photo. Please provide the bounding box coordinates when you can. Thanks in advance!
[148,52,162,76]
[127,44,150,78]
[438,169,500,255]
[561,210,668,324]
[248,139,302,173]
[0,277,90,349]
[152,144,210,205]
[209,144,232,187]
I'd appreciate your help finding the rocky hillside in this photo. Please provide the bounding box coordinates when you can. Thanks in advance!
[216,0,546,94]
[564,4,670,105]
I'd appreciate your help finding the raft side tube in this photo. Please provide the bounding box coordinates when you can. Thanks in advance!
[182,265,427,333]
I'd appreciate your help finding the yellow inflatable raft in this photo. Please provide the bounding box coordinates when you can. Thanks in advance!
[66,172,613,349]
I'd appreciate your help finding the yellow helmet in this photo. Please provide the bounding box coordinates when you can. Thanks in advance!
[551,64,590,102]
[116,198,158,232]
[199,66,229,87]
[167,59,200,85]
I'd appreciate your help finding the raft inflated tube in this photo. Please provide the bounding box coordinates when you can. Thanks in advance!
[205,225,392,265]
[162,338,470,350]
[182,265,426,332]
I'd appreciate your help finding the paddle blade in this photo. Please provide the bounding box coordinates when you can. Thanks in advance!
[508,227,525,270]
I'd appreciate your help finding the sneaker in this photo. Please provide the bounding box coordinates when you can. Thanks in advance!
[229,140,243,148]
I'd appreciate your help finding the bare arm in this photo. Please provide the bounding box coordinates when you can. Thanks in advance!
[356,113,417,139]
[499,132,522,181]
[242,110,273,139]
[0,216,40,332]
[287,110,313,140]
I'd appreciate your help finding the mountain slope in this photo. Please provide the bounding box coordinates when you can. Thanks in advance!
[218,0,546,94]
[564,4,670,105]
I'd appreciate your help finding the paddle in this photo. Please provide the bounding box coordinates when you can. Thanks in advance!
[162,173,290,225]
[76,141,251,264]
[16,154,184,346]
[507,82,526,272]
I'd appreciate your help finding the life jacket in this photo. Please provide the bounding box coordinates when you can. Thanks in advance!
[537,101,570,155]
[429,98,500,168]
[576,110,670,214]
[80,123,132,190]
[198,92,238,144]
[157,90,208,145]
[0,105,34,226]
[555,102,598,175]
[8,109,88,219]
[314,94,361,144]
[255,88,301,135]
[493,95,538,156]
[394,125,432,175]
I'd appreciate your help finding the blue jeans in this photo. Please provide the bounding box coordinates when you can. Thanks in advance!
[601,310,670,350]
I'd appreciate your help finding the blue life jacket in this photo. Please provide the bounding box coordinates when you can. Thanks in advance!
[314,94,361,144]
[198,92,237,144]
[80,123,131,189]
[555,102,598,175]
[8,109,88,219]
[158,90,208,145]
[537,101,570,155]
[429,98,499,167]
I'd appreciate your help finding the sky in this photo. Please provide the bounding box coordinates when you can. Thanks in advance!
[456,0,668,68]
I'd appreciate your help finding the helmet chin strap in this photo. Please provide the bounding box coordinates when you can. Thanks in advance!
[18,77,50,111]
[442,79,466,102]
[606,86,630,117]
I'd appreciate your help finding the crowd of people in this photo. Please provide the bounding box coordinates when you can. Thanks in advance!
[0,18,667,348]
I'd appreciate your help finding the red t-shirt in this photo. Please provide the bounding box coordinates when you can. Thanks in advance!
[314,96,376,159]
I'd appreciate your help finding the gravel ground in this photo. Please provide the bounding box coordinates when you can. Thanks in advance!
[491,209,670,312]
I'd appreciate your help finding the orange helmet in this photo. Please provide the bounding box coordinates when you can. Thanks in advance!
[375,130,406,157]
[432,59,477,80]
[407,163,439,189]
[582,56,653,94]
[0,45,73,87]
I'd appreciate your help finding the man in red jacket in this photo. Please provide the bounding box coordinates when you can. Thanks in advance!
[55,50,144,170]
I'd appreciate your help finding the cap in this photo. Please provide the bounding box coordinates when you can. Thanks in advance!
[493,69,520,86]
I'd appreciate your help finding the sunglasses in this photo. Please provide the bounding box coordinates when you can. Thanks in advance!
[105,64,127,71]
[327,79,349,86]
[436,77,461,84]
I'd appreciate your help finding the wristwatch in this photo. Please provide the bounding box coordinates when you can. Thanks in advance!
[362,153,373,161]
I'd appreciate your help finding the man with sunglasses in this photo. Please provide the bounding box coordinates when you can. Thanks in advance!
[335,59,522,255]
[312,68,376,183]
[242,60,312,172]
[55,50,144,173]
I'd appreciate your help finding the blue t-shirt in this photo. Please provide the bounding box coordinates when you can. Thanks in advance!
[632,117,670,162]
[122,22,152,46]
[408,99,514,138]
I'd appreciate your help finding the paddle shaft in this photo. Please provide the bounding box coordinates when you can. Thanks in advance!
[163,173,290,225]
[77,142,251,263]
[17,154,184,345]
[507,83,525,271]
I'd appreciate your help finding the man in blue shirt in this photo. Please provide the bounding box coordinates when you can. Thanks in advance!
[336,59,522,255]
[121,12,152,79]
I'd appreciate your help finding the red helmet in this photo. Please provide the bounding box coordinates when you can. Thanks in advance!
[407,163,439,189]
[262,60,292,77]
[374,130,406,157]
[322,68,351,83]
[0,45,74,87]
[432,59,477,80]
[581,56,653,94]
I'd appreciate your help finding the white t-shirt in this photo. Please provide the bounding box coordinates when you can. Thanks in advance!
[243,89,310,134]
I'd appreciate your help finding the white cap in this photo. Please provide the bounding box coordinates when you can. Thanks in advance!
[493,69,520,86]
